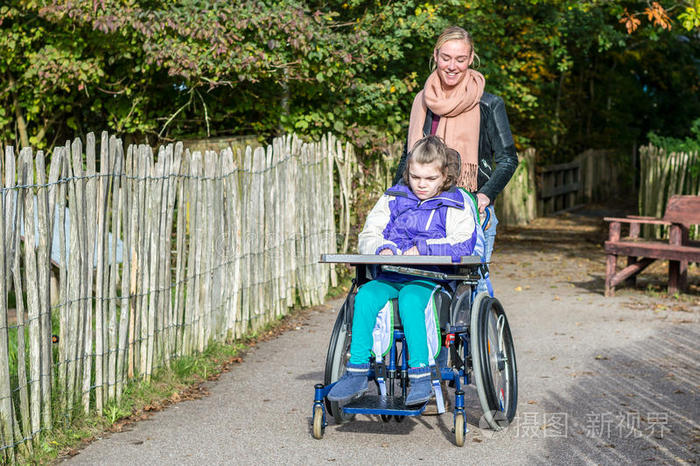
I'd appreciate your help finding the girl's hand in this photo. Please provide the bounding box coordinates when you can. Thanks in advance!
[403,246,419,256]
[379,248,394,255]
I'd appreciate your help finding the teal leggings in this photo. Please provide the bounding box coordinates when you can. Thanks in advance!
[349,279,438,368]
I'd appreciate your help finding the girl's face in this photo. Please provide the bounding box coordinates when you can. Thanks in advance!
[434,39,473,91]
[408,161,446,200]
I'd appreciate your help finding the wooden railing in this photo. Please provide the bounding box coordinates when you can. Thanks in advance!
[538,149,626,217]
[537,161,581,216]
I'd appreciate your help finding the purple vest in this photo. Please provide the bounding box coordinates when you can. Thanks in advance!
[381,183,466,253]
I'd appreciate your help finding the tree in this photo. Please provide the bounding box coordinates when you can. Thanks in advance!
[2,0,698,162]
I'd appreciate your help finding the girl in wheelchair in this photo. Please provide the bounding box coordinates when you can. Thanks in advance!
[327,135,484,406]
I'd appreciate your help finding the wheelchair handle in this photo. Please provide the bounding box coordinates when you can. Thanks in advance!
[481,206,491,231]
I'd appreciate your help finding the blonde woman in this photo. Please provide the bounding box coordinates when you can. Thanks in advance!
[396,26,518,274]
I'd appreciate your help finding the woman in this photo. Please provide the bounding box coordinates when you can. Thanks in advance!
[395,26,518,270]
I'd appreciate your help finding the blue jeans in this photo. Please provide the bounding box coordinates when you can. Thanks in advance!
[477,205,498,296]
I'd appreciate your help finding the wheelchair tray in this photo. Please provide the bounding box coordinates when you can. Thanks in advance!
[320,254,483,265]
[321,254,483,282]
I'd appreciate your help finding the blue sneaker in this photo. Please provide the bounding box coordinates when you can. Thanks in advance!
[327,363,369,402]
[405,366,432,406]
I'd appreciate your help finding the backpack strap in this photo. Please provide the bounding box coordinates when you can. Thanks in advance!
[422,109,434,137]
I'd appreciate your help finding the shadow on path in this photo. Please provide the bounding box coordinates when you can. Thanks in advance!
[526,324,699,463]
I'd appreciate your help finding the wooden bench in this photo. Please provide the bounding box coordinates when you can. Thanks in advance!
[604,195,700,296]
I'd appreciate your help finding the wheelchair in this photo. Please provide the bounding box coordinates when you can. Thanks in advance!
[312,253,518,446]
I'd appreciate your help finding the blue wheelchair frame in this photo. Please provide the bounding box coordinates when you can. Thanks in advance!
[311,253,517,446]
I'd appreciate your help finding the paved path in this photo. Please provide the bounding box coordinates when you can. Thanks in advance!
[66,214,699,465]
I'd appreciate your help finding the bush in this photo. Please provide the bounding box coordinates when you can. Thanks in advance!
[647,118,700,154]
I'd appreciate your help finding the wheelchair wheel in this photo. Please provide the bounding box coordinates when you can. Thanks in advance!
[454,412,466,447]
[312,405,324,439]
[324,300,356,424]
[470,295,517,431]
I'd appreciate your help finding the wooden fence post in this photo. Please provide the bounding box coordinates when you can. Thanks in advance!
[0,150,17,462]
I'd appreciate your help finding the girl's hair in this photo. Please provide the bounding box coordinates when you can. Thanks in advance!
[429,26,480,71]
[403,135,459,191]
[445,148,462,188]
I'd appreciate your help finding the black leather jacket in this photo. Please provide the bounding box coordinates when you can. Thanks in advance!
[393,92,518,203]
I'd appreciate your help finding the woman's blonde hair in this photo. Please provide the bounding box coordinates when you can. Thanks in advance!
[429,26,480,71]
[403,135,459,191]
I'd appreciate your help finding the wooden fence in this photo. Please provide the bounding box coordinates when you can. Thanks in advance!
[639,145,700,239]
[0,132,342,458]
[577,149,622,204]
[537,160,581,216]
[538,149,627,216]
[496,148,536,226]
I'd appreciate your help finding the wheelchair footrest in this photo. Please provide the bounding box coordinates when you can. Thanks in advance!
[342,395,427,416]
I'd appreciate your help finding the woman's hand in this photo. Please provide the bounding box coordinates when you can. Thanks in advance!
[379,248,394,255]
[403,246,420,256]
[476,192,490,215]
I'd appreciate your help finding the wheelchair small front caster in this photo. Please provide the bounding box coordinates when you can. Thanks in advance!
[312,405,324,439]
[454,412,465,447]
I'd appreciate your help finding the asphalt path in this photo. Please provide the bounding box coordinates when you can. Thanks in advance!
[66,214,699,465]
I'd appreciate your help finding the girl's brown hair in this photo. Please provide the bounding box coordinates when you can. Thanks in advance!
[403,135,459,191]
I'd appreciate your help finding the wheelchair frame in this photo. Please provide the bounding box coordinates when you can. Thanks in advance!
[312,254,518,446]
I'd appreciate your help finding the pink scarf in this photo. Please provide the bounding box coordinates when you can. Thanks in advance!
[407,69,485,191]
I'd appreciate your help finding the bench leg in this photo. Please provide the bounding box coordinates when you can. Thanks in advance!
[605,253,617,297]
[668,260,688,295]
[625,256,638,288]
[669,261,679,295]
[680,260,688,292]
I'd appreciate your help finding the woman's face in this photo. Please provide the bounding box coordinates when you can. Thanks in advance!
[434,39,473,91]
[408,161,446,200]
